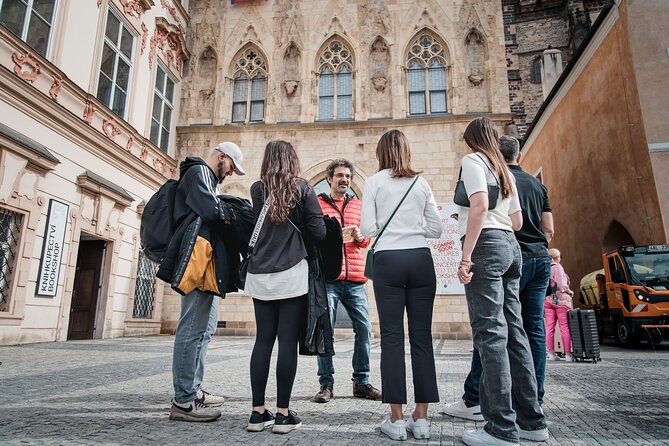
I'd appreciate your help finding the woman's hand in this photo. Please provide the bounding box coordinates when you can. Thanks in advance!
[458,260,474,284]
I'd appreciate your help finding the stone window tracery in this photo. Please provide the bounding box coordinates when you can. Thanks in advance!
[406,32,448,115]
[231,47,267,123]
[317,39,353,121]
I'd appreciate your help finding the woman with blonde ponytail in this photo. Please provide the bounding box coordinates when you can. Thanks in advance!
[244,140,326,434]
[455,118,548,446]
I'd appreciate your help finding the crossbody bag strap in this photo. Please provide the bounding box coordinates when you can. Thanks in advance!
[474,153,500,186]
[371,176,419,250]
[248,199,270,250]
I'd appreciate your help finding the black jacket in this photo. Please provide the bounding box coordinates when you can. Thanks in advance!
[157,157,242,296]
[300,216,342,357]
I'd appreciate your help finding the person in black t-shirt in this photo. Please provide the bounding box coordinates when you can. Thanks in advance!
[443,135,555,422]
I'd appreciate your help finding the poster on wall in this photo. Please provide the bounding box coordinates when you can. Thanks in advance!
[35,199,69,297]
[427,203,465,295]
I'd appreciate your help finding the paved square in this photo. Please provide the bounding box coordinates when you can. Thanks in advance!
[0,336,667,445]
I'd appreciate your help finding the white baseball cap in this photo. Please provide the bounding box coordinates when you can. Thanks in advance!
[215,142,245,175]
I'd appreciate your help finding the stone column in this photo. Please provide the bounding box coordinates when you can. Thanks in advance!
[541,48,563,99]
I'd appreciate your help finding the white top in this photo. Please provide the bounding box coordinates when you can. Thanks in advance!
[244,258,308,300]
[360,170,443,252]
[456,153,521,238]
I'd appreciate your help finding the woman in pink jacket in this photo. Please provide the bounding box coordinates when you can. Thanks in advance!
[545,248,574,362]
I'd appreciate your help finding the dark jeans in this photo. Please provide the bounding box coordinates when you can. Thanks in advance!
[463,256,551,405]
[372,248,439,405]
[250,295,307,408]
[464,229,545,442]
[318,281,372,386]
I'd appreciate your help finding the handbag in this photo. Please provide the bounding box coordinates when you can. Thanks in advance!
[364,176,419,279]
[238,198,269,290]
[454,153,501,209]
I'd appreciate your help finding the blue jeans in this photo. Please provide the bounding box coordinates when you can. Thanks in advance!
[172,289,218,403]
[317,281,372,386]
[463,256,551,406]
[464,230,545,442]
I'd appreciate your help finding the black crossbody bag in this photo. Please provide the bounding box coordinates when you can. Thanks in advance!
[454,153,501,210]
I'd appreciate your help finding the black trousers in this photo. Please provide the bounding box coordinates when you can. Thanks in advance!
[250,295,307,408]
[372,248,439,404]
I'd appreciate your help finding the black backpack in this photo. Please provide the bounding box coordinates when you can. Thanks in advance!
[140,179,179,263]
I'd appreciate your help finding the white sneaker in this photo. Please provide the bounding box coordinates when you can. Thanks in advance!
[519,427,549,441]
[380,417,407,441]
[546,352,561,361]
[168,399,221,422]
[196,387,225,407]
[463,427,518,446]
[564,353,575,363]
[406,417,430,439]
[442,400,485,421]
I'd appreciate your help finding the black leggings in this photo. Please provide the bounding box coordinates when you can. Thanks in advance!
[250,295,307,408]
[372,248,439,404]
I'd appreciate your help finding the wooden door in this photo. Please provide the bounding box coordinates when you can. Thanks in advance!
[67,240,105,340]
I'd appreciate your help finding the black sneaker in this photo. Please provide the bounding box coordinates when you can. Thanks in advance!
[246,409,275,432]
[272,410,302,434]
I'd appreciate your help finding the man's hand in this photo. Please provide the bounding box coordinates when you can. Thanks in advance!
[457,260,473,284]
[351,226,364,242]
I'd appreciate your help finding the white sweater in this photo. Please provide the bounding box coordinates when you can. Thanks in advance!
[360,170,443,252]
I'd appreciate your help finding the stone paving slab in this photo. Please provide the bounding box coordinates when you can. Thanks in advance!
[0,336,668,445]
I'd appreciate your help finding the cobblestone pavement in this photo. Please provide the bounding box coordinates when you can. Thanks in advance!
[0,335,668,445]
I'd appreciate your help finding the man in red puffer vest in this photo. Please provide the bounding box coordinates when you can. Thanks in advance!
[313,159,382,403]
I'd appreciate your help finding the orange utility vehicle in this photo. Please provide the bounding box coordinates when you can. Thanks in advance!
[579,245,669,345]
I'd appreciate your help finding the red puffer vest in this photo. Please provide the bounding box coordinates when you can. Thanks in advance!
[317,194,370,283]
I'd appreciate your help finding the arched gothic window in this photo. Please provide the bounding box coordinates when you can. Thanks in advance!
[530,56,542,84]
[406,32,448,115]
[317,39,353,121]
[231,47,267,123]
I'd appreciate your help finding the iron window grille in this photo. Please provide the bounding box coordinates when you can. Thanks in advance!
[132,251,159,319]
[0,208,23,312]
[0,0,57,57]
[97,8,134,119]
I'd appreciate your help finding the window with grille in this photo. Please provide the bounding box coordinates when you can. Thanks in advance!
[0,0,57,57]
[0,208,23,313]
[132,251,158,319]
[406,33,449,115]
[150,65,175,152]
[97,9,134,119]
[317,40,353,121]
[231,47,266,123]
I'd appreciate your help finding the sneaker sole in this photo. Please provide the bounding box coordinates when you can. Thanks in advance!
[519,431,549,441]
[272,422,302,434]
[246,421,275,432]
[409,431,430,440]
[169,412,221,422]
[203,402,224,408]
[441,410,484,422]
[382,431,406,441]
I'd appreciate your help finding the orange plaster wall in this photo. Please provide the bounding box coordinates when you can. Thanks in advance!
[520,1,667,286]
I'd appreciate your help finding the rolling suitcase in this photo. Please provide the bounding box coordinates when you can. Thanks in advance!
[568,309,601,363]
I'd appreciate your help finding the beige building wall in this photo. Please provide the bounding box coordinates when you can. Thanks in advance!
[0,0,189,344]
[520,0,667,287]
[168,0,515,340]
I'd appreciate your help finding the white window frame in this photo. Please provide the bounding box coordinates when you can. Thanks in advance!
[230,47,267,124]
[406,33,449,116]
[150,64,175,152]
[96,8,135,119]
[317,39,354,121]
[0,0,58,57]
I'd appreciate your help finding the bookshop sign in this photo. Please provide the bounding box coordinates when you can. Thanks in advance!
[36,199,69,297]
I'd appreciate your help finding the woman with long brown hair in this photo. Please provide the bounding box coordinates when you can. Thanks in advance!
[360,129,442,441]
[455,117,547,445]
[244,140,326,434]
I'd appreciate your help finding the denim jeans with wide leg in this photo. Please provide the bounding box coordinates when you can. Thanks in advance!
[172,289,216,404]
[462,256,551,405]
[464,229,546,442]
[194,294,219,393]
[318,281,372,386]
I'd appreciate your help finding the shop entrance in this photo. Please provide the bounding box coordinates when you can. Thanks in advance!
[67,238,106,340]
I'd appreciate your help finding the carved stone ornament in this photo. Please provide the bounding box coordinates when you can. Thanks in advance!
[160,0,182,27]
[83,100,96,125]
[97,0,102,7]
[170,167,177,178]
[12,51,41,83]
[126,136,135,152]
[283,80,299,96]
[140,147,149,161]
[37,196,45,206]
[150,18,190,75]
[153,157,166,174]
[102,118,122,141]
[49,74,63,100]
[372,76,387,92]
[120,0,145,19]
[468,73,484,86]
[141,23,149,55]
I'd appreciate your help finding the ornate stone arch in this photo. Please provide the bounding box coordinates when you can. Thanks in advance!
[314,34,356,121]
[303,158,368,198]
[404,27,452,115]
[227,43,269,124]
[464,28,491,112]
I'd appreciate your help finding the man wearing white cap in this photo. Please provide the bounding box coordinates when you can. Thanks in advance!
[169,142,245,422]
